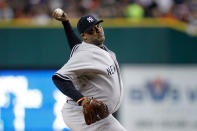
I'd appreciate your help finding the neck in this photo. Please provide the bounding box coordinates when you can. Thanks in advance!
[84,40,103,47]
[94,42,104,47]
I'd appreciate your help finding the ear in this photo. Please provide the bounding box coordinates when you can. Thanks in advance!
[81,33,87,40]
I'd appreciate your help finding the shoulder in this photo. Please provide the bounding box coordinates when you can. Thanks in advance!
[70,44,81,57]
[71,42,102,56]
[69,43,112,65]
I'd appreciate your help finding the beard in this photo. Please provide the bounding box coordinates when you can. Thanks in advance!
[93,35,105,46]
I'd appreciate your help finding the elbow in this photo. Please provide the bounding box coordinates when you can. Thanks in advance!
[52,75,62,89]
[52,75,57,85]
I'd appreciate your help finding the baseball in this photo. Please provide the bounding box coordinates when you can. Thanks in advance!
[54,8,64,17]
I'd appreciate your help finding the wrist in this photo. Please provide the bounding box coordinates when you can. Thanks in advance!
[62,20,69,25]
[77,97,86,106]
[62,13,69,21]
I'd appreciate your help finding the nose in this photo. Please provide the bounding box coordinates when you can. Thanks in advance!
[95,26,101,33]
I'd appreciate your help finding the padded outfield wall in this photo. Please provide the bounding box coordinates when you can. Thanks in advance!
[1,18,197,69]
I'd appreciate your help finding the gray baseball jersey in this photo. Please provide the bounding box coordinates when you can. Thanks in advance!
[56,41,123,113]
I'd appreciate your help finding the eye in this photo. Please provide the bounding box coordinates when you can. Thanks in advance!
[86,28,94,34]
[96,24,100,28]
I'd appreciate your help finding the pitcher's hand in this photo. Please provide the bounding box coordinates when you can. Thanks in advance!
[52,9,68,22]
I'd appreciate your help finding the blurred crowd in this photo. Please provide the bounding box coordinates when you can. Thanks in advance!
[0,0,197,25]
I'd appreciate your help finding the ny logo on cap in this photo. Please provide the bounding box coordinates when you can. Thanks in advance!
[87,17,94,23]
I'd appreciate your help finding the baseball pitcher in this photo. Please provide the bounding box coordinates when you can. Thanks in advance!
[52,10,126,131]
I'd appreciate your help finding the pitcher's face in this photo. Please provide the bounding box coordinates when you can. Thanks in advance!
[82,24,105,46]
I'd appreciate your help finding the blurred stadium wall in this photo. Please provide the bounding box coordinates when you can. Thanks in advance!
[0,18,197,131]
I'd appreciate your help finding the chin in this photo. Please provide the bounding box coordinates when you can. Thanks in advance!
[98,40,104,45]
[100,39,105,43]
[99,36,105,43]
[95,42,103,46]
[93,37,105,45]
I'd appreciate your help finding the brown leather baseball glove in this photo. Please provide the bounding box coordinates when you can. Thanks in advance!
[81,97,109,125]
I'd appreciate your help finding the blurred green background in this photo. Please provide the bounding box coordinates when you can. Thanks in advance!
[0,18,197,69]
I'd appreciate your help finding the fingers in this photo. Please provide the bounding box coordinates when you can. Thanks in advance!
[52,10,63,21]
[52,10,69,21]
[52,12,61,19]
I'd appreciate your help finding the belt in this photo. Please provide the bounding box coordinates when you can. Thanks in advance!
[66,99,79,106]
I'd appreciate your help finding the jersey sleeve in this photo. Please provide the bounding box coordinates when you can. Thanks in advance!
[56,50,96,80]
[62,21,82,50]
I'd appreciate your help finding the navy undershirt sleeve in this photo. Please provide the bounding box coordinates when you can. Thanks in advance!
[62,21,82,50]
[52,75,84,103]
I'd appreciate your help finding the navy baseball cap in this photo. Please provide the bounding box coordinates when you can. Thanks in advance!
[77,15,103,34]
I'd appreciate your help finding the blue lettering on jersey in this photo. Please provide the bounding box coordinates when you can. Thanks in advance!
[107,65,116,76]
